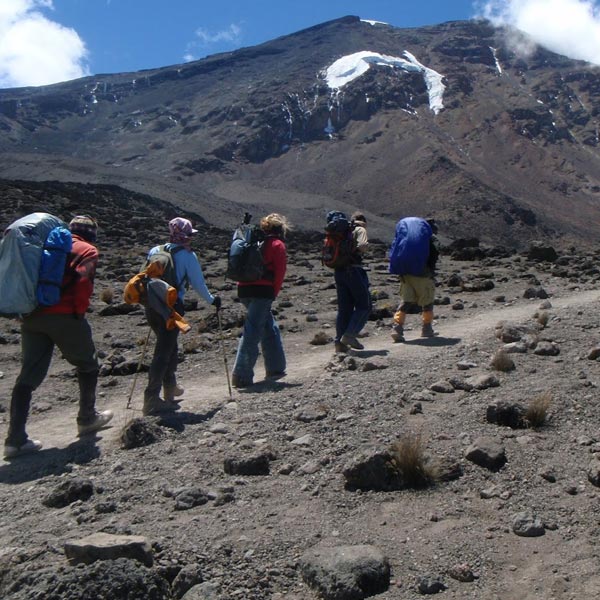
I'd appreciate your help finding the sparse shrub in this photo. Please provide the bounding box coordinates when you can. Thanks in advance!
[534,310,550,328]
[491,349,515,372]
[525,391,552,428]
[100,286,115,304]
[389,432,438,488]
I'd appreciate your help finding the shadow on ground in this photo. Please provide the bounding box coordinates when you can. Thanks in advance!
[0,437,100,484]
[402,336,461,347]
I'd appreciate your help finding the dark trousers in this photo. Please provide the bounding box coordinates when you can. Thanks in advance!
[334,266,371,342]
[6,313,99,447]
[144,307,179,401]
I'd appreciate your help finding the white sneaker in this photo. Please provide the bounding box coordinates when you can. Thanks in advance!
[4,439,43,459]
[78,410,114,436]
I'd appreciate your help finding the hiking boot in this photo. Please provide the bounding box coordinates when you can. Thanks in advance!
[232,374,252,388]
[421,323,435,338]
[391,325,405,343]
[163,383,184,402]
[334,341,349,354]
[340,334,364,350]
[265,371,286,381]
[77,410,114,436]
[143,397,179,417]
[4,438,43,459]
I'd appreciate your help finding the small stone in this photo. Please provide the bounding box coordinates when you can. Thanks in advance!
[512,512,545,537]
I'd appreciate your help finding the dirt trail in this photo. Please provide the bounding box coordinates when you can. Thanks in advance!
[18,288,600,455]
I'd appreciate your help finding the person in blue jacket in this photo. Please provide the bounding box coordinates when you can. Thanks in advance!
[143,217,221,416]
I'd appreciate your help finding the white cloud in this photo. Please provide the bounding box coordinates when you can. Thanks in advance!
[195,23,241,45]
[0,0,89,88]
[183,23,242,62]
[478,0,600,65]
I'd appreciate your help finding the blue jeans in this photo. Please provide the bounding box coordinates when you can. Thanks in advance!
[233,298,286,382]
[334,266,371,342]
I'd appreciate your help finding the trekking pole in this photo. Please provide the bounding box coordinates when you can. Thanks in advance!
[216,307,233,401]
[126,327,152,409]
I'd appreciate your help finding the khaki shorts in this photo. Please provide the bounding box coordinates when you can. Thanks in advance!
[400,275,435,307]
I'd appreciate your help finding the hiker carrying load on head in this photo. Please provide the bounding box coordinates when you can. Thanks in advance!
[389,217,440,342]
[230,213,289,388]
[4,215,113,459]
[142,217,221,416]
[324,210,372,353]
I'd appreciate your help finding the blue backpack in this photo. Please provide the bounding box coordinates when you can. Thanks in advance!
[0,213,72,316]
[389,217,432,276]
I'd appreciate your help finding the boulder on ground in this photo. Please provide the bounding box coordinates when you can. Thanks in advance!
[64,533,153,567]
[300,544,390,600]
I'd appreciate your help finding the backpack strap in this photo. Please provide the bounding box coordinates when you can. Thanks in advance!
[162,243,187,290]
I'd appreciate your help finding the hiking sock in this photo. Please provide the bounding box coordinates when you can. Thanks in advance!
[393,310,406,326]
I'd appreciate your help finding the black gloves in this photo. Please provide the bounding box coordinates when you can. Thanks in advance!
[212,295,222,310]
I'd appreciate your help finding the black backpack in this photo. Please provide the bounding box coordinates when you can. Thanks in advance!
[226,225,267,282]
[322,211,355,269]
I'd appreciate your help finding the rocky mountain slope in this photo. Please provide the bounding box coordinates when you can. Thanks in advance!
[2,182,600,599]
[0,16,599,247]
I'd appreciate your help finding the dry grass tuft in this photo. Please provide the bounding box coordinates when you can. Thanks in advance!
[491,349,515,372]
[525,391,552,428]
[389,432,438,488]
[99,286,114,304]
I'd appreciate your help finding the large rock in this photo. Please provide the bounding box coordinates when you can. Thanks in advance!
[223,452,271,476]
[172,564,203,598]
[512,512,545,537]
[343,449,404,491]
[27,558,169,599]
[527,242,558,262]
[587,459,600,487]
[300,544,390,599]
[486,401,527,429]
[64,532,153,567]
[465,437,507,471]
[120,418,164,449]
[42,478,94,508]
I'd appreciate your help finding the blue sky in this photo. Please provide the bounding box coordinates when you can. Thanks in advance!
[54,0,478,75]
[1,1,600,88]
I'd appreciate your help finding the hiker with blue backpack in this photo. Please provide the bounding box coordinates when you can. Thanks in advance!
[142,217,221,416]
[323,211,371,353]
[230,213,289,388]
[388,217,440,342]
[3,215,113,459]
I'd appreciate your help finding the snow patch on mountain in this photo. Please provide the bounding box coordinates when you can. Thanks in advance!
[324,50,445,114]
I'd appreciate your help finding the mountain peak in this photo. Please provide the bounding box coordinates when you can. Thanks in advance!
[0,18,599,248]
